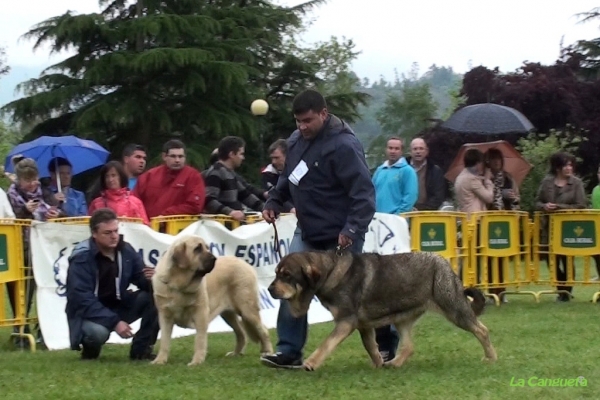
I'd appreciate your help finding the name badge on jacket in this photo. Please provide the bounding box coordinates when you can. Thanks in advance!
[289,160,309,186]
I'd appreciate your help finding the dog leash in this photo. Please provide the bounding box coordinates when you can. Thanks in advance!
[273,223,284,259]
[272,218,350,258]
[335,243,352,256]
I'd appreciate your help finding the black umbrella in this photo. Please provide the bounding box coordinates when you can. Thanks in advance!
[440,103,535,135]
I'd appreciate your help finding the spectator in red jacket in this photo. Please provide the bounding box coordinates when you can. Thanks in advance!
[133,139,205,218]
[88,161,150,225]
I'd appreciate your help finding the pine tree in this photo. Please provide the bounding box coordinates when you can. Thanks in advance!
[2,0,369,174]
[570,7,600,81]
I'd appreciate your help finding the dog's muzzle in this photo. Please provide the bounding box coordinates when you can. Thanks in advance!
[268,282,290,300]
[192,269,207,280]
[268,284,279,299]
[205,255,216,274]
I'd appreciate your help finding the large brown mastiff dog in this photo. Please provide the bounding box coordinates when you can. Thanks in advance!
[152,235,273,366]
[268,250,497,371]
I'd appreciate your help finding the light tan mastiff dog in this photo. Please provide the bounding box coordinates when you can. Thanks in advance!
[151,235,273,366]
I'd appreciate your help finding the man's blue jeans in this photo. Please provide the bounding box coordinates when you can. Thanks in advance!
[275,227,365,359]
[80,290,159,357]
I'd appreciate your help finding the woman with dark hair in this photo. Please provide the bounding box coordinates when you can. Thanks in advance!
[485,148,520,211]
[88,161,150,225]
[482,148,522,303]
[535,151,587,302]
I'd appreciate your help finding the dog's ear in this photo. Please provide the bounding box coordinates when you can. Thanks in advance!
[301,262,321,288]
[171,241,186,267]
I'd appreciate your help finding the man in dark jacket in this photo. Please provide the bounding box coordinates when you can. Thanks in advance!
[65,208,158,360]
[407,137,446,211]
[261,89,376,369]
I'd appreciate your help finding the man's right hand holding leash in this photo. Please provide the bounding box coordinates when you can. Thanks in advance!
[263,209,278,224]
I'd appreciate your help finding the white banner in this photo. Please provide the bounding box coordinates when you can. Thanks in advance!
[31,213,410,350]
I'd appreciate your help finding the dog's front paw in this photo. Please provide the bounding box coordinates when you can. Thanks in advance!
[151,356,168,365]
[225,351,243,357]
[303,360,317,371]
[481,356,497,363]
[373,355,384,368]
[188,354,206,366]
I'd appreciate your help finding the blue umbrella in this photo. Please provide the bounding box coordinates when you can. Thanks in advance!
[4,135,110,180]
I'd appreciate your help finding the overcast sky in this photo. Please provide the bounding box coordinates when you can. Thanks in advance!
[2,0,600,81]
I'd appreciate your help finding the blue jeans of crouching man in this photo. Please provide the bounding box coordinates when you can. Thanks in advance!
[275,226,375,359]
[80,290,159,359]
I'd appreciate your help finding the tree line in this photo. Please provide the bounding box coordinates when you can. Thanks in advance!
[1,1,600,210]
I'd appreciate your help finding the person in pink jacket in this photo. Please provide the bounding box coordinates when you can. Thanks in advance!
[88,161,150,225]
[453,148,494,296]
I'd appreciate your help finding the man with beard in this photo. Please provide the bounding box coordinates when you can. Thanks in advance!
[133,139,205,218]
[260,89,375,369]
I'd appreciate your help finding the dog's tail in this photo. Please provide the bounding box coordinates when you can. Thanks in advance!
[464,287,486,316]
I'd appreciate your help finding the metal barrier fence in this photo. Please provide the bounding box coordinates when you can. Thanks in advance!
[150,215,201,235]
[51,216,144,225]
[150,212,265,235]
[402,211,470,285]
[469,211,536,305]
[534,210,600,302]
[0,219,37,351]
[403,210,600,305]
[3,209,600,350]
[0,216,143,351]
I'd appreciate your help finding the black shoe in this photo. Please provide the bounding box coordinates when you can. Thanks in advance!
[556,294,570,302]
[130,352,157,361]
[81,345,101,360]
[260,352,303,369]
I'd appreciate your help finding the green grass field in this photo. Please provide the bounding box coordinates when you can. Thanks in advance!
[1,284,599,400]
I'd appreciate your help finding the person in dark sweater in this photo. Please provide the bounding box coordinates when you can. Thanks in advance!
[262,139,294,213]
[203,148,267,202]
[65,208,159,361]
[203,136,265,220]
[406,138,446,211]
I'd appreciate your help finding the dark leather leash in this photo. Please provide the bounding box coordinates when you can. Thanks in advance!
[272,219,351,258]
[273,223,284,259]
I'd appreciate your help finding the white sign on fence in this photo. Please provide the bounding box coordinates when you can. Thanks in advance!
[30,213,410,350]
